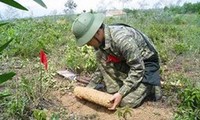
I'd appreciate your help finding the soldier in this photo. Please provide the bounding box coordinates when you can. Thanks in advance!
[72,12,162,110]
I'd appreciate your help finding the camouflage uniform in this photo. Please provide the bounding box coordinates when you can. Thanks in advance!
[87,24,162,107]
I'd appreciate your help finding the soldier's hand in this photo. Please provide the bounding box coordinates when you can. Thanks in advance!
[75,95,83,100]
[108,93,122,110]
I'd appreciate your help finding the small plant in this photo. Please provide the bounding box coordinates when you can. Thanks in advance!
[33,109,47,120]
[50,113,60,120]
[114,106,132,120]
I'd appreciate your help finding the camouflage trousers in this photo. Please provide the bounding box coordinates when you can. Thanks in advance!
[120,84,161,107]
[103,81,162,108]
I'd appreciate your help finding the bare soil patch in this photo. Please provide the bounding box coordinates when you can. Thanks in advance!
[50,76,173,120]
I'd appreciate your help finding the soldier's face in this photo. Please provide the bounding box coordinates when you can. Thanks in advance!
[86,29,104,48]
[86,37,99,48]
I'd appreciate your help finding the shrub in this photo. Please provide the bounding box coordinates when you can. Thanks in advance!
[65,40,97,73]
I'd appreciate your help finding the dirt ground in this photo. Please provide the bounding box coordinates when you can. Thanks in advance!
[50,76,174,120]
[55,93,173,120]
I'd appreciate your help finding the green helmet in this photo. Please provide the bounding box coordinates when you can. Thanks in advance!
[72,13,105,47]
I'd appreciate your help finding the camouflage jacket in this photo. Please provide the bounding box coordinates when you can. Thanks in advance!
[87,24,160,96]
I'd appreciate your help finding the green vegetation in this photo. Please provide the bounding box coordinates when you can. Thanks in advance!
[164,2,200,14]
[115,106,132,120]
[0,1,200,120]
[175,87,200,120]
[0,18,70,58]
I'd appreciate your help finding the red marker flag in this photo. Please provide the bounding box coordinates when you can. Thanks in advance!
[40,50,48,70]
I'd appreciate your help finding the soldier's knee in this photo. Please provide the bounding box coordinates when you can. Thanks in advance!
[120,98,142,108]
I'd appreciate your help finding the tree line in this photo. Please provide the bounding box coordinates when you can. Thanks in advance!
[164,2,200,14]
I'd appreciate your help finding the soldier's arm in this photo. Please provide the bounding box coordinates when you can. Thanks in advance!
[86,66,103,88]
[114,30,145,96]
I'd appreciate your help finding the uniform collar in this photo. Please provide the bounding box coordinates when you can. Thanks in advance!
[103,24,112,50]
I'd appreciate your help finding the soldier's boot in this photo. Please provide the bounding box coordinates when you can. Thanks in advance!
[150,85,162,101]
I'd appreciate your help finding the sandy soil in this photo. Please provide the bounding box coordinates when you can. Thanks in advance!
[51,77,174,120]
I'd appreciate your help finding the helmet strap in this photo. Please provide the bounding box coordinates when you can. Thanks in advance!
[94,36,101,44]
[95,36,105,49]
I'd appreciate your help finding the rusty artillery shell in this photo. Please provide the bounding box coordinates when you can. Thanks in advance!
[74,86,113,108]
